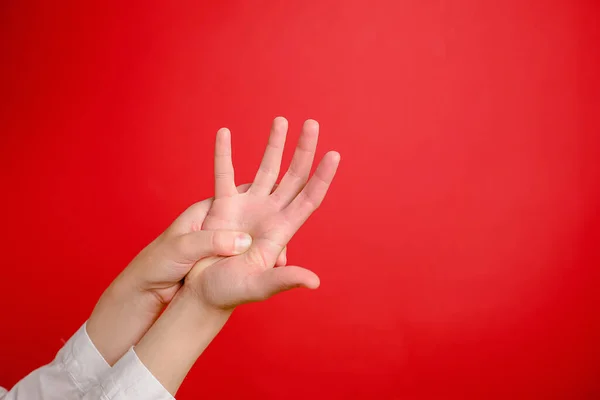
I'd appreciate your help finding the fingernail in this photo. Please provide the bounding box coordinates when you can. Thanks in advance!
[234,234,252,253]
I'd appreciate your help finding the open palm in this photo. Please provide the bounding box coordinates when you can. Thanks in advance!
[187,117,340,309]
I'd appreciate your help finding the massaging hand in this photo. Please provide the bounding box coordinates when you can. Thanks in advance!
[185,117,340,308]
[133,183,286,305]
[86,170,285,365]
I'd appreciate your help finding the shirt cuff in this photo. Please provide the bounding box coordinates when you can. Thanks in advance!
[95,347,174,400]
[56,321,111,393]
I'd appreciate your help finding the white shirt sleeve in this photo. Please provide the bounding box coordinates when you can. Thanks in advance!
[1,322,174,400]
[0,322,110,399]
[82,347,174,400]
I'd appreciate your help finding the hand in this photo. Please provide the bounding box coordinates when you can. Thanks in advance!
[135,118,340,394]
[87,188,265,365]
[127,183,284,304]
[186,117,340,308]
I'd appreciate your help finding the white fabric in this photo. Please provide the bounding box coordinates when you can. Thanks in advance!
[82,348,174,400]
[0,322,173,400]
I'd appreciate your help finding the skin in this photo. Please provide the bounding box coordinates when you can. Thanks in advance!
[86,178,285,365]
[196,117,340,307]
[85,191,260,365]
[136,117,340,394]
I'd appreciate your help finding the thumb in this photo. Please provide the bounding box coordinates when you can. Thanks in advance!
[171,230,252,263]
[249,266,320,301]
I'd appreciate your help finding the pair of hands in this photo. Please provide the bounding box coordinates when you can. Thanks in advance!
[86,117,340,377]
[138,116,339,307]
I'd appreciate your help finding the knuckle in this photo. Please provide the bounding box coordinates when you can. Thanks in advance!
[210,231,221,251]
[259,164,277,176]
[299,191,320,210]
[286,166,303,180]
[215,171,232,180]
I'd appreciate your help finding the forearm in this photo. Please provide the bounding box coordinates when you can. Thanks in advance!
[85,228,248,366]
[134,286,232,395]
[86,273,164,366]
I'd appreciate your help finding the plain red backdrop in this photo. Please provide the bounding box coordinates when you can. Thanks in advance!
[1,0,599,398]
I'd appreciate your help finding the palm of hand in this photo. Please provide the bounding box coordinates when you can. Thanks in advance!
[132,190,280,305]
[195,195,293,308]
[204,194,282,245]
[186,118,340,309]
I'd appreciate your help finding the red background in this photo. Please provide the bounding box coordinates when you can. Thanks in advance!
[1,1,599,398]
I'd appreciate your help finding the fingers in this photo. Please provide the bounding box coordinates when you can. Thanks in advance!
[171,230,252,263]
[214,128,237,198]
[275,246,287,267]
[249,117,288,196]
[272,119,319,206]
[248,266,320,301]
[282,151,340,238]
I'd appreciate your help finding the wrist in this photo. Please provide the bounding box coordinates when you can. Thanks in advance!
[87,271,163,365]
[178,280,234,322]
[182,254,233,311]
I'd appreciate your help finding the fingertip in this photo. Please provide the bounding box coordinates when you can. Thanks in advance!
[233,233,252,254]
[217,127,231,138]
[328,151,341,163]
[306,273,321,290]
[304,119,319,130]
[295,269,320,290]
[273,116,288,127]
